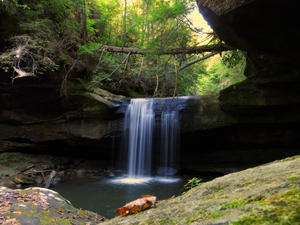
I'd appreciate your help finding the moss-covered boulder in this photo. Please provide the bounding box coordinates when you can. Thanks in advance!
[0,186,105,225]
[101,155,300,225]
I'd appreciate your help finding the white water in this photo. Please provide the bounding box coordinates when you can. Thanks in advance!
[124,99,155,178]
[158,110,180,177]
[114,98,181,184]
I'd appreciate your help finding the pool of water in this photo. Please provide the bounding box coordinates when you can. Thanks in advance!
[52,176,185,218]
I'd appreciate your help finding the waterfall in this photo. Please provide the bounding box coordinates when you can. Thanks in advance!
[113,97,185,184]
[158,110,180,177]
[124,99,155,177]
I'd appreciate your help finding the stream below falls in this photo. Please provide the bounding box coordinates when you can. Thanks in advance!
[52,177,186,218]
[53,97,191,218]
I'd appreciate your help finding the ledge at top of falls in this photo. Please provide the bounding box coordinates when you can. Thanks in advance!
[113,95,235,134]
[115,96,194,114]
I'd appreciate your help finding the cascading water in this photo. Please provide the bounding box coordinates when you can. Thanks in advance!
[125,99,154,177]
[113,97,185,184]
[158,110,180,177]
[114,99,155,183]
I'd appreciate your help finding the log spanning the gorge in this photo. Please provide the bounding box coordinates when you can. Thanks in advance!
[101,44,231,55]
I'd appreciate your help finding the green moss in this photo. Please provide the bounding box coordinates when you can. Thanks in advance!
[56,206,66,213]
[214,185,223,191]
[201,115,219,126]
[197,209,206,215]
[158,218,167,224]
[231,189,300,225]
[289,174,300,182]
[220,196,264,210]
[0,152,22,163]
[210,213,225,219]
[188,216,195,223]
[216,195,229,199]
[243,181,254,187]
[220,199,243,210]
[40,212,73,225]
[145,218,176,225]
[195,209,218,221]
[183,177,202,192]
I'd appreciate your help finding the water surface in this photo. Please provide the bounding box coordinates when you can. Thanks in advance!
[53,177,185,218]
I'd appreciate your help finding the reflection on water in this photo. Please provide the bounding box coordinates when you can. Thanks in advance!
[52,177,185,218]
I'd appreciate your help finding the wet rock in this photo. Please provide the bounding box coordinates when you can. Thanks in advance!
[101,155,300,225]
[0,186,105,224]
[76,169,87,177]
[35,175,43,185]
[0,178,17,189]
[11,173,35,185]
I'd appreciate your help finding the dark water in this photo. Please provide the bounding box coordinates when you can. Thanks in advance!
[52,177,185,218]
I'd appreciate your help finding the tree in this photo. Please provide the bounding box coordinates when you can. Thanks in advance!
[0,0,245,97]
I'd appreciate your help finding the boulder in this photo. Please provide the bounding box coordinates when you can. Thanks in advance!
[101,156,300,225]
[0,186,105,224]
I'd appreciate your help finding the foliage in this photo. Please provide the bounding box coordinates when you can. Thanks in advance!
[222,49,246,68]
[78,42,101,56]
[0,0,246,97]
[184,177,202,192]
[195,52,246,95]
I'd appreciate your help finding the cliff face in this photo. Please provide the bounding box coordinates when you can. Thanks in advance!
[0,6,125,158]
[178,0,300,174]
[196,0,300,127]
[0,67,123,156]
[1,0,299,174]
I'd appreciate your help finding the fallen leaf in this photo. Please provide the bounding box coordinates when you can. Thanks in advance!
[115,195,157,216]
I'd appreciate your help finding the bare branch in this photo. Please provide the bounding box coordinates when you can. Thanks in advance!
[60,59,77,96]
[179,52,218,71]
[137,55,144,78]
[153,57,159,97]
[176,16,204,34]
[173,57,178,97]
[92,52,131,85]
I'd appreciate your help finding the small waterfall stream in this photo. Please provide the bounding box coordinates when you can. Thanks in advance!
[113,97,186,184]
[158,110,180,177]
[125,99,155,178]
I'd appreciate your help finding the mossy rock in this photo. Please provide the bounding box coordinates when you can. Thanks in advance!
[11,173,35,185]
[101,155,300,225]
[0,186,105,225]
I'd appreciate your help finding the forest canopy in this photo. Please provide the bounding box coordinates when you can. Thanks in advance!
[0,0,245,97]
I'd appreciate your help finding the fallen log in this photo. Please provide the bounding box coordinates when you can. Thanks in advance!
[101,44,231,55]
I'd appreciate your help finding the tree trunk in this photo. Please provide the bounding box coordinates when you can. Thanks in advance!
[81,0,88,44]
[123,0,127,45]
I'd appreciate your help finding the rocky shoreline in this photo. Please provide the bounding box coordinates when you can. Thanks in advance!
[1,155,299,225]
[0,186,105,225]
[0,152,114,190]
